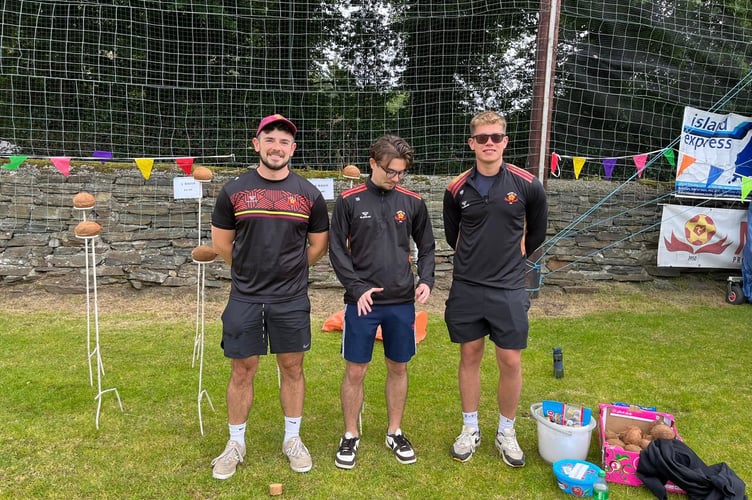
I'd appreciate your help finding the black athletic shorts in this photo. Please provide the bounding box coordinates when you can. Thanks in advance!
[220,295,311,358]
[444,280,530,349]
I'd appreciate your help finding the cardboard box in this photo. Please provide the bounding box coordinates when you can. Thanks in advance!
[598,403,685,494]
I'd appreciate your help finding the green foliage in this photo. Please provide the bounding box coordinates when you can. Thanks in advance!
[1,291,749,498]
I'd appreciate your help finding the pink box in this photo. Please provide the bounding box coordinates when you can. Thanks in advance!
[598,403,685,494]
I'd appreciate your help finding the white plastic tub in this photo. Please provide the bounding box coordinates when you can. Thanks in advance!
[531,402,597,464]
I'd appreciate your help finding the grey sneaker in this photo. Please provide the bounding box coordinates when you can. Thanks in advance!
[211,440,245,480]
[450,425,481,462]
[385,430,416,464]
[495,428,526,467]
[283,436,313,472]
[335,433,360,469]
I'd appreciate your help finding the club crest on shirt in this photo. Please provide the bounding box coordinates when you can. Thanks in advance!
[504,192,520,204]
[359,211,371,219]
[394,210,407,223]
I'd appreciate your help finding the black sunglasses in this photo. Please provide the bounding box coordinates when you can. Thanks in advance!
[471,133,506,144]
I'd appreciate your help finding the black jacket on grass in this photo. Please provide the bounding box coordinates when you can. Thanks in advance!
[636,438,747,500]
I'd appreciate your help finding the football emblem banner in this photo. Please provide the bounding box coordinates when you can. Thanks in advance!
[675,106,752,199]
[658,204,747,268]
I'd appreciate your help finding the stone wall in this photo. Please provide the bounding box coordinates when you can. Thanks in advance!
[0,164,682,292]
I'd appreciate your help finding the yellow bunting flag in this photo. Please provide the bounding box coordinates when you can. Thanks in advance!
[677,154,696,177]
[2,155,28,170]
[572,157,586,179]
[135,158,154,180]
[742,176,752,201]
[51,157,72,176]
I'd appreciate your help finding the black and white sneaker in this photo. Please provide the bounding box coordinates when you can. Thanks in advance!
[385,429,416,464]
[451,425,481,462]
[335,433,360,470]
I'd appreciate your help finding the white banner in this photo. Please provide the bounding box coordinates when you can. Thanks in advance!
[658,205,747,268]
[675,106,752,199]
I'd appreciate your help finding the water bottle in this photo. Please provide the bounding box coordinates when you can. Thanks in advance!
[593,470,609,499]
[553,347,564,378]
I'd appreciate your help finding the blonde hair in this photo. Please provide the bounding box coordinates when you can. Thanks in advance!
[470,111,507,135]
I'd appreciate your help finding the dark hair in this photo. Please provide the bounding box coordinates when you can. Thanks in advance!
[259,122,296,137]
[369,135,413,169]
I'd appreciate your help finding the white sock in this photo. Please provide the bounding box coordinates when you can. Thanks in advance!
[498,414,515,434]
[229,422,246,445]
[284,415,301,444]
[462,411,479,431]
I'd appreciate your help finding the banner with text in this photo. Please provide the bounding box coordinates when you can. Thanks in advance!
[675,106,752,199]
[658,204,747,268]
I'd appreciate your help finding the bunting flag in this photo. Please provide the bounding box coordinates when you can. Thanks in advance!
[602,158,617,180]
[176,157,194,175]
[550,152,560,175]
[50,157,72,176]
[677,153,696,177]
[2,155,28,170]
[662,148,676,167]
[135,158,154,180]
[92,150,113,163]
[706,166,724,187]
[572,157,586,179]
[742,176,752,201]
[633,153,649,178]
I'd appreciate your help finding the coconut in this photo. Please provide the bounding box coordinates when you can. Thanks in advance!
[625,444,642,452]
[73,192,95,209]
[192,166,213,181]
[75,221,102,237]
[639,438,652,449]
[342,164,360,179]
[606,437,625,449]
[650,423,676,440]
[605,430,619,440]
[191,245,218,262]
[620,426,644,445]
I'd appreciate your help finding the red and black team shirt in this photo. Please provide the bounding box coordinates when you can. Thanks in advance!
[443,163,548,290]
[329,178,436,305]
[212,168,329,303]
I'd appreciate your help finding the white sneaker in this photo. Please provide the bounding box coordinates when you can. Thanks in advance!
[450,425,481,462]
[283,436,313,472]
[495,428,526,467]
[211,440,245,480]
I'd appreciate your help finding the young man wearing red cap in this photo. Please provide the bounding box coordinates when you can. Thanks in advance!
[209,114,329,479]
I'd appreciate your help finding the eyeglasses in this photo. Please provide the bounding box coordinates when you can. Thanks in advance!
[378,164,408,179]
[471,133,506,144]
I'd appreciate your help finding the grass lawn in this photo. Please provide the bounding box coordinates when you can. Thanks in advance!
[0,281,749,499]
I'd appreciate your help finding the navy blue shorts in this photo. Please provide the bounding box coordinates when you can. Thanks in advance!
[220,295,311,358]
[444,281,530,349]
[342,303,416,363]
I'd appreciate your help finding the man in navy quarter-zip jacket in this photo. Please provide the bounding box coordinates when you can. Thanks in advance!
[329,134,435,470]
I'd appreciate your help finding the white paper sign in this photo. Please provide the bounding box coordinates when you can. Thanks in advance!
[173,177,203,199]
[310,178,335,200]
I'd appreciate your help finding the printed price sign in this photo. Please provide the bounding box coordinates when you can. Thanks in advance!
[174,177,203,199]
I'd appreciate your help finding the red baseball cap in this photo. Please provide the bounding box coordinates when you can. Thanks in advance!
[256,114,297,137]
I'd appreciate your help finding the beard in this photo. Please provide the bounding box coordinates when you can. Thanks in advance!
[259,153,289,171]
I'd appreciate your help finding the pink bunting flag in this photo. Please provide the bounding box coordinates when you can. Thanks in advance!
[135,158,155,180]
[51,157,72,177]
[176,157,194,175]
[550,153,560,175]
[602,158,617,180]
[633,153,648,178]
[2,155,28,170]
[572,157,586,179]
[742,177,752,201]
